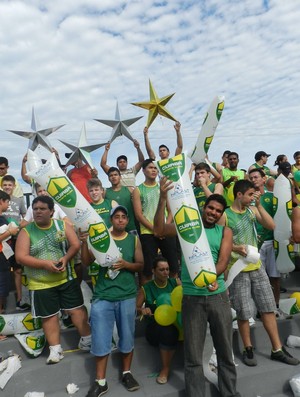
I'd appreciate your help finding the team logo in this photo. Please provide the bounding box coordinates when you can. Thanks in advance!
[174,205,202,244]
[157,154,185,182]
[216,100,225,121]
[204,136,213,154]
[47,177,77,208]
[88,222,110,253]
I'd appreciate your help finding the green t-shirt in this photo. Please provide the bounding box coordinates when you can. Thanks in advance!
[256,191,274,247]
[225,207,261,271]
[91,199,113,228]
[142,278,178,322]
[105,186,136,232]
[222,168,245,206]
[182,224,226,296]
[193,183,216,213]
[137,183,159,234]
[93,233,137,301]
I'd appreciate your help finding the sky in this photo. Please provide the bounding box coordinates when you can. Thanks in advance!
[1,0,300,192]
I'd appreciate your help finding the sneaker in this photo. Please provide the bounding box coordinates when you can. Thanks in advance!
[86,380,108,397]
[46,345,64,364]
[242,346,257,366]
[271,346,299,365]
[16,301,31,311]
[122,372,140,392]
[78,335,91,351]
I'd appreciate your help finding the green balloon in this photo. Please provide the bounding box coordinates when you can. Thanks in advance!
[294,170,300,183]
[156,293,171,307]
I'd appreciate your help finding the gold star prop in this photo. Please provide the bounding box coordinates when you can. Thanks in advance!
[131,80,177,127]
[7,107,65,152]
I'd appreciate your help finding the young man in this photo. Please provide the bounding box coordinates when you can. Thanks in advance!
[193,162,223,213]
[223,179,298,367]
[1,175,27,310]
[248,169,282,315]
[132,159,178,284]
[15,196,91,364]
[0,191,19,315]
[222,152,246,206]
[104,167,137,233]
[143,121,183,160]
[153,178,240,397]
[248,151,277,177]
[0,156,23,198]
[87,178,117,228]
[101,140,144,188]
[80,205,143,396]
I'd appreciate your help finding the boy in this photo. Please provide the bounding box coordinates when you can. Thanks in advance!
[1,175,27,310]
[87,178,117,228]
[0,191,19,315]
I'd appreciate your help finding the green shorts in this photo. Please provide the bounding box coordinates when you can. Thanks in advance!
[30,280,84,318]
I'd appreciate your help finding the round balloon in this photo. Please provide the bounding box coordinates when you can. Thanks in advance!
[294,171,300,183]
[156,293,171,307]
[154,304,177,326]
[290,292,300,308]
[171,286,183,312]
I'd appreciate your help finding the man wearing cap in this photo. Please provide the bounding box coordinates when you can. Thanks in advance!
[100,140,144,189]
[143,121,183,160]
[80,205,144,396]
[248,151,277,177]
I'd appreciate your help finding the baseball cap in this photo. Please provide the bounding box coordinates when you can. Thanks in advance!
[255,151,271,161]
[110,205,128,217]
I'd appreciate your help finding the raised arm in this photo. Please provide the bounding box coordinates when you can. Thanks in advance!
[133,139,145,173]
[21,154,32,185]
[143,126,156,160]
[153,177,176,237]
[100,142,111,174]
[174,121,183,156]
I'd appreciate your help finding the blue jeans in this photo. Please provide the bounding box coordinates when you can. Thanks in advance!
[182,293,240,397]
[90,298,136,356]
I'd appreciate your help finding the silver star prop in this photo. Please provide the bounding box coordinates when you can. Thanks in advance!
[7,107,65,152]
[59,123,107,169]
[94,102,143,143]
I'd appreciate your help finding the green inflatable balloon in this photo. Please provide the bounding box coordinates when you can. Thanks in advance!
[154,304,177,326]
[171,286,183,312]
[156,293,171,307]
[294,170,300,183]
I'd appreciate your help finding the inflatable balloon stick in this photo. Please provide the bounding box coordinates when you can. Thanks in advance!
[156,153,216,287]
[26,150,120,267]
[188,96,225,164]
[273,173,295,273]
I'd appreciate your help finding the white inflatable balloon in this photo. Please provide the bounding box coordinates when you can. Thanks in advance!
[188,96,225,164]
[156,153,216,287]
[273,173,295,273]
[26,150,120,267]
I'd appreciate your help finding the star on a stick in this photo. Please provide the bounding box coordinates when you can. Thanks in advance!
[131,80,177,127]
[59,123,107,169]
[7,107,65,152]
[94,102,143,143]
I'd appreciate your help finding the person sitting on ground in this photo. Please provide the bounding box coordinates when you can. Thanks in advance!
[101,140,144,188]
[136,255,181,385]
[143,121,183,160]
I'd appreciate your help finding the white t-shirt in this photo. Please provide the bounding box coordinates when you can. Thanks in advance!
[24,203,67,223]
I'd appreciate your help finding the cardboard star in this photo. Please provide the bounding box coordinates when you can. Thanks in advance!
[59,123,107,169]
[94,102,143,143]
[131,80,177,127]
[7,107,65,152]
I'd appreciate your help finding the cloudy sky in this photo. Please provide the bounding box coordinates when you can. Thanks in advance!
[1,0,299,190]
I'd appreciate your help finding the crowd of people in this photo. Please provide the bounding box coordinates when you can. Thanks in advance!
[0,124,300,397]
